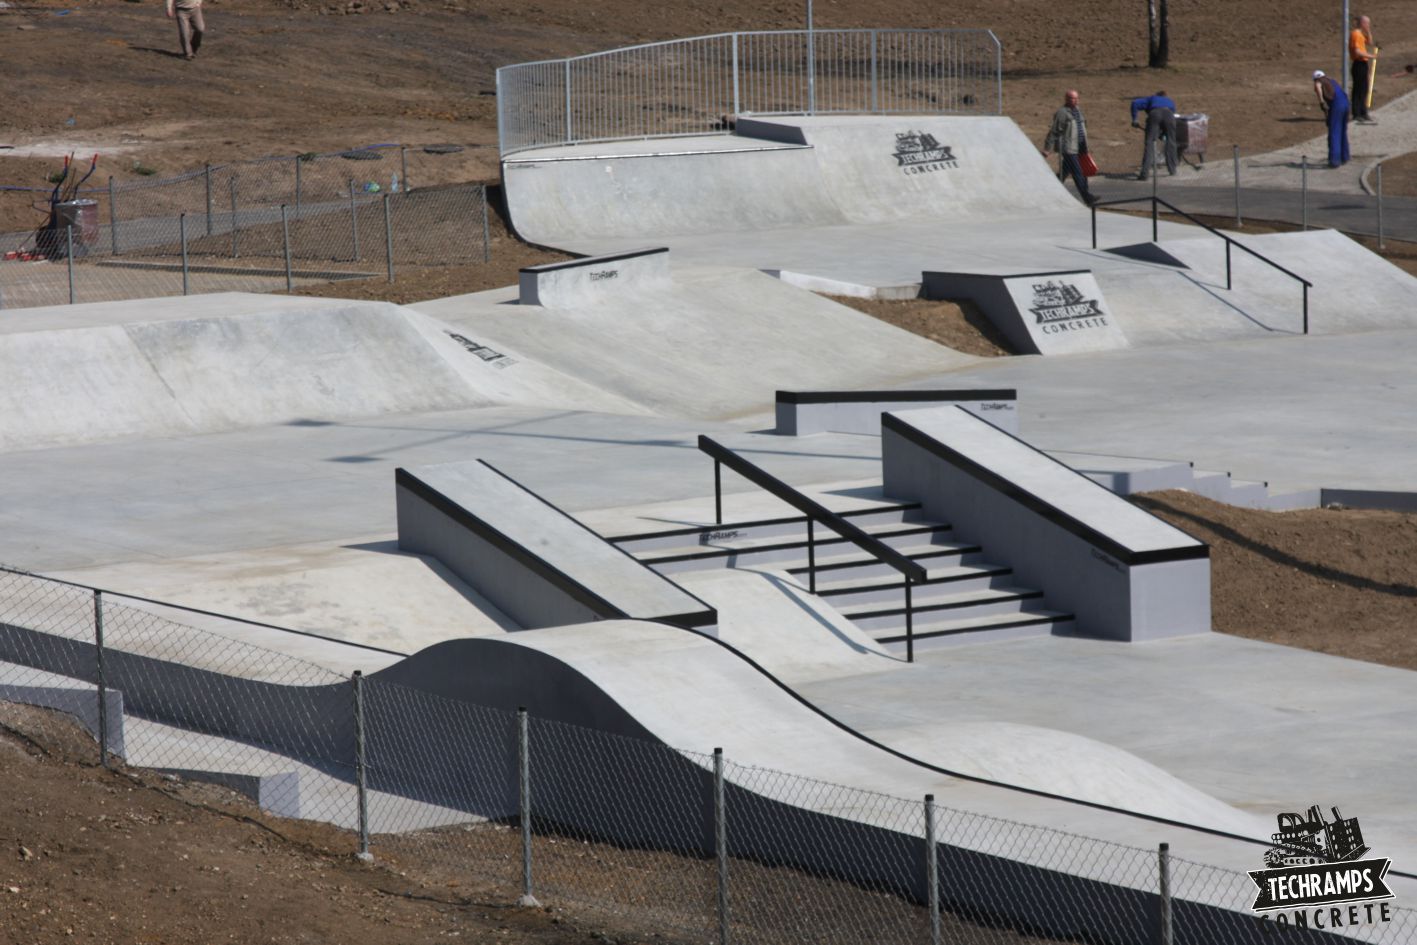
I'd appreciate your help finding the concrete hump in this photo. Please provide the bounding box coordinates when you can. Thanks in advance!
[520,247,670,307]
[922,270,1128,355]
[502,115,1079,246]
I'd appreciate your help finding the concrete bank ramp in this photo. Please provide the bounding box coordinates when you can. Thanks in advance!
[503,115,1077,246]
[373,619,1268,838]
[0,293,644,451]
[1098,228,1417,345]
[414,266,975,420]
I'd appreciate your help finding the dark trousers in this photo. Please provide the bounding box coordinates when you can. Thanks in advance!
[1060,153,1092,200]
[1351,59,1372,119]
[1138,108,1177,178]
[1327,102,1351,167]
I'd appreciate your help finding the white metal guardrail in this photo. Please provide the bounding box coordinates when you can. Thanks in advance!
[496,29,1003,156]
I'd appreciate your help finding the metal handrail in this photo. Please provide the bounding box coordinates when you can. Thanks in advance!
[698,435,928,661]
[1090,195,1314,334]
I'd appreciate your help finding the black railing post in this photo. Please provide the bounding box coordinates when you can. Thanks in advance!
[1303,284,1309,335]
[1151,197,1158,243]
[807,519,816,594]
[713,460,722,525]
[1225,241,1232,290]
[905,577,914,663]
[1090,203,1097,249]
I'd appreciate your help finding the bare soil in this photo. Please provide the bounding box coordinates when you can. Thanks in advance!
[824,296,1016,357]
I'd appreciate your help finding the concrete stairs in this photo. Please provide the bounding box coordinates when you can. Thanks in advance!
[609,501,1074,656]
[1044,450,1320,510]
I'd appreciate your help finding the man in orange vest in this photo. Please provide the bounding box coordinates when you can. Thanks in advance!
[1350,15,1378,123]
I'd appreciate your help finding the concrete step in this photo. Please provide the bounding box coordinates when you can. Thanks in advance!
[639,523,956,573]
[782,544,987,581]
[841,586,1045,632]
[812,563,1015,606]
[606,502,923,554]
[871,609,1074,654]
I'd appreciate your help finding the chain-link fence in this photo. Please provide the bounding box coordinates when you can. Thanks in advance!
[0,147,490,311]
[0,562,1412,945]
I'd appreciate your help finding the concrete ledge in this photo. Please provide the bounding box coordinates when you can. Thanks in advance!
[764,269,921,300]
[881,407,1209,641]
[923,270,1128,355]
[1319,488,1417,513]
[396,462,716,630]
[0,683,125,757]
[156,768,301,817]
[776,389,1018,436]
[519,247,670,307]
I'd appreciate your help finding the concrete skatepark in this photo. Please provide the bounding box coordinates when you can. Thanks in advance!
[3,64,1417,941]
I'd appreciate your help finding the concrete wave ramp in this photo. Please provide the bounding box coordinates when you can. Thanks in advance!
[0,292,645,451]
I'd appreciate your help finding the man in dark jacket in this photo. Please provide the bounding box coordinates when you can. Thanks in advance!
[1042,90,1098,205]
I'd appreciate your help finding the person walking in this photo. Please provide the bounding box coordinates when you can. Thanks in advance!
[165,0,205,61]
[1042,90,1098,205]
[1130,90,1178,180]
[1312,70,1351,168]
[1350,15,1378,122]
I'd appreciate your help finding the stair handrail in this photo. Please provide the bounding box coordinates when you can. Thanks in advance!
[698,435,928,661]
[1090,195,1314,334]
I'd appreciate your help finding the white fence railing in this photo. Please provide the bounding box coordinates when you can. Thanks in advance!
[496,29,1003,156]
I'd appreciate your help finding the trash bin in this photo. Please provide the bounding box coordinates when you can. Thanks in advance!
[1176,113,1208,164]
[53,199,100,246]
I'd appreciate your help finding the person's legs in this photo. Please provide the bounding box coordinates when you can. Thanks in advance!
[189,6,204,56]
[1351,59,1370,119]
[1160,112,1178,174]
[1061,153,1095,202]
[1139,117,1162,179]
[1327,106,1350,166]
[176,8,194,59]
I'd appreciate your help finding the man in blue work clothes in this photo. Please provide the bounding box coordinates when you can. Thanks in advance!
[1312,70,1351,168]
[1130,91,1177,180]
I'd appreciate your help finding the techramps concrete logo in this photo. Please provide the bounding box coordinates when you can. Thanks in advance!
[1249,805,1395,933]
[1027,280,1107,332]
[892,131,957,175]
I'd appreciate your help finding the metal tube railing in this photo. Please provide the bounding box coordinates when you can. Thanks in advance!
[496,29,1002,156]
[700,435,927,659]
[1090,195,1314,333]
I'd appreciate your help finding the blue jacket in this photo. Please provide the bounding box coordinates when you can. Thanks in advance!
[1130,95,1177,122]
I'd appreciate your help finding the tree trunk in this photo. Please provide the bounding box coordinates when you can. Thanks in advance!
[1147,0,1158,64]
[1149,0,1170,68]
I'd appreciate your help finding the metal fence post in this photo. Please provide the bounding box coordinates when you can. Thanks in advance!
[714,747,730,945]
[925,794,940,945]
[1301,155,1308,231]
[870,30,879,112]
[204,163,214,236]
[229,176,240,259]
[353,671,372,861]
[1232,145,1242,227]
[400,146,410,192]
[108,176,120,255]
[480,186,491,263]
[383,194,394,283]
[564,59,573,144]
[1377,162,1385,251]
[1158,842,1173,945]
[348,181,361,262]
[731,33,741,116]
[94,589,107,768]
[281,205,293,292]
[179,213,190,296]
[66,226,76,304]
[294,155,303,217]
[517,708,540,906]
